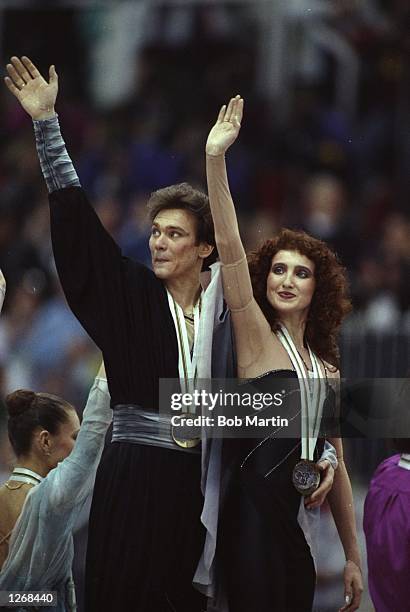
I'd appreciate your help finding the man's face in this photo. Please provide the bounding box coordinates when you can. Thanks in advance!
[149,208,212,281]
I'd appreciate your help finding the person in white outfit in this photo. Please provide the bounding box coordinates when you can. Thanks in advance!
[0,360,112,612]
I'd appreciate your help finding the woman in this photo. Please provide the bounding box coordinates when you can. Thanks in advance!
[0,362,111,611]
[206,97,363,611]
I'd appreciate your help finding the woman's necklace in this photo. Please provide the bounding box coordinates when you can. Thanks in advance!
[8,467,44,487]
[295,346,312,372]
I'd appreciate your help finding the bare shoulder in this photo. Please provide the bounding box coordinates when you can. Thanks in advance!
[0,484,13,570]
[0,480,31,515]
[0,482,10,502]
[236,320,294,378]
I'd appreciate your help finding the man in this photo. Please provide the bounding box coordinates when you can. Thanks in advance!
[5,56,337,612]
[5,55,218,612]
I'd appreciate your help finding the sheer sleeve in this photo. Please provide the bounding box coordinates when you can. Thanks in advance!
[47,376,112,511]
[221,256,254,312]
[206,154,253,311]
[206,154,275,374]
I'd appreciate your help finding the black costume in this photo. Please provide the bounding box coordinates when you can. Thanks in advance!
[49,187,206,612]
[219,370,327,612]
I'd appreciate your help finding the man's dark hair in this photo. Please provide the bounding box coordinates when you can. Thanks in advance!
[147,182,217,267]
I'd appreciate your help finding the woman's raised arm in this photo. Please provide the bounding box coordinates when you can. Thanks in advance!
[206,96,246,267]
[206,97,276,374]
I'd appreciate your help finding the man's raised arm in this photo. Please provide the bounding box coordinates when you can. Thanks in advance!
[4,56,125,351]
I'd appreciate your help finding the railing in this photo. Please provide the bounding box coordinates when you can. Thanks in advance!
[340,329,410,378]
[339,325,409,480]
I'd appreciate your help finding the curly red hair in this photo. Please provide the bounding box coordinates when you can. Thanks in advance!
[248,228,351,368]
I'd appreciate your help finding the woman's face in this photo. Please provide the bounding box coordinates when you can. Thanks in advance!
[266,250,315,318]
[44,409,80,470]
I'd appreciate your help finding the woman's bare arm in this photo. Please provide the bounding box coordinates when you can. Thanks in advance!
[327,437,363,611]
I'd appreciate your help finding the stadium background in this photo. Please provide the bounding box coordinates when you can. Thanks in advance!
[0,2,409,610]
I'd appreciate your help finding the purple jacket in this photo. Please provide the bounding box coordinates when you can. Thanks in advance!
[364,453,410,611]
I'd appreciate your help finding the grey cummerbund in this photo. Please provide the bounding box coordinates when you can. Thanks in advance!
[112,405,200,454]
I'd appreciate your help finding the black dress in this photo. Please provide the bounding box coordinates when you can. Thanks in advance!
[49,187,206,612]
[219,370,325,612]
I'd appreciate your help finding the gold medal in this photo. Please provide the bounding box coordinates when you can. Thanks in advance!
[171,413,201,449]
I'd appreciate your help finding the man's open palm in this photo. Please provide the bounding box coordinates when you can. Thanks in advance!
[4,56,57,120]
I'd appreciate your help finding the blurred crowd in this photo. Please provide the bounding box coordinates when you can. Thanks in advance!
[0,1,409,411]
[0,5,408,610]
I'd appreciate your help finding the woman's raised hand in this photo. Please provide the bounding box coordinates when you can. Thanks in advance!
[206,95,243,157]
[4,56,58,120]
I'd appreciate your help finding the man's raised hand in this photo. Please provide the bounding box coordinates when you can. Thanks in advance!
[4,56,58,120]
[206,95,243,157]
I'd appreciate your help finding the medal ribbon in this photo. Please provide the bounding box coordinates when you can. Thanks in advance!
[167,290,201,405]
[276,324,326,461]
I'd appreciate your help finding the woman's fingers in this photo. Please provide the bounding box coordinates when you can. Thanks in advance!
[224,95,243,126]
[350,589,361,611]
[340,587,360,611]
[339,562,363,611]
[217,104,226,124]
[305,492,325,509]
[305,462,334,509]
[21,56,41,79]
[224,97,235,122]
[235,97,244,126]
[11,56,32,84]
[349,572,363,611]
